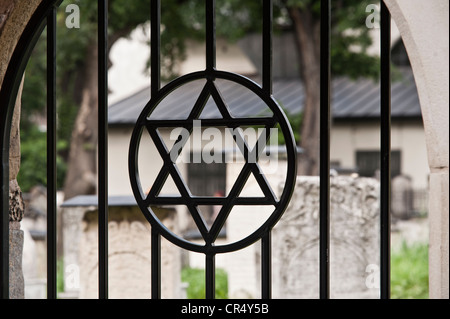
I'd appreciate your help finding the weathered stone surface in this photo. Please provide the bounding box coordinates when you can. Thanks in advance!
[8,76,24,180]
[272,176,380,299]
[391,175,414,220]
[77,206,181,299]
[1,0,34,300]
[0,0,15,31]
[429,170,449,299]
[0,0,41,87]
[21,186,51,298]
[61,206,86,297]
[8,180,25,299]
[384,0,449,298]
[9,179,24,222]
[9,227,24,299]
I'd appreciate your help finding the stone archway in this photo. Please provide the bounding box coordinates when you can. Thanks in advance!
[1,0,44,299]
[384,0,449,299]
[0,1,43,86]
[1,0,449,299]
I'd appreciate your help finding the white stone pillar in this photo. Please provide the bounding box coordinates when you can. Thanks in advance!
[384,0,449,299]
[8,77,25,299]
[1,0,43,299]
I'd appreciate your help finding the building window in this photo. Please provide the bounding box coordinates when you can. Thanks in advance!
[186,153,227,236]
[356,150,401,178]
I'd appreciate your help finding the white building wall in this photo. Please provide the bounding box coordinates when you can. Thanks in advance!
[108,127,187,197]
[331,120,429,189]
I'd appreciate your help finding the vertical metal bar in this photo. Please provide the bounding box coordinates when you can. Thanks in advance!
[151,0,161,96]
[151,228,161,299]
[98,0,109,300]
[205,0,216,74]
[261,232,272,299]
[262,0,273,95]
[262,1,273,298]
[205,254,215,299]
[46,6,57,300]
[380,1,391,300]
[320,0,331,300]
[0,147,9,300]
[150,0,162,299]
[150,0,162,300]
[205,1,216,300]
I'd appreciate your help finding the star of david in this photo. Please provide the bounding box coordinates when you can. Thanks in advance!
[145,80,278,245]
[129,71,297,253]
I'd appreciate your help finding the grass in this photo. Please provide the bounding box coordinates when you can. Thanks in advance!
[57,257,65,294]
[391,242,429,299]
[181,268,228,299]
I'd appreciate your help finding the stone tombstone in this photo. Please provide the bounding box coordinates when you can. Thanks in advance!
[21,185,48,299]
[272,176,380,299]
[62,205,88,298]
[391,175,414,220]
[78,205,181,299]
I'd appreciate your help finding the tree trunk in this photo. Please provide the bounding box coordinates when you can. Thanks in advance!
[61,28,133,201]
[289,7,321,176]
[62,42,99,200]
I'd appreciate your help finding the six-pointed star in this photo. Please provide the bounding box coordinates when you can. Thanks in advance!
[143,80,280,245]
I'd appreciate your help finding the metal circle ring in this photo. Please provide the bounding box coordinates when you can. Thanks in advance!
[129,70,297,254]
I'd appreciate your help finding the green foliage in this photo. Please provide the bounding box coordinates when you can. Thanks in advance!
[23,0,153,121]
[277,104,303,145]
[157,0,380,80]
[57,257,65,294]
[391,242,429,299]
[285,0,321,15]
[181,268,228,299]
[17,125,67,192]
[20,0,153,192]
[329,0,380,80]
[21,53,47,132]
[283,0,380,79]
[177,0,264,39]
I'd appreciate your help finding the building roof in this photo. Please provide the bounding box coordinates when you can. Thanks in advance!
[108,70,421,126]
[61,195,138,207]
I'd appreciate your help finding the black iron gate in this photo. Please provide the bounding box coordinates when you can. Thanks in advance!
[0,0,392,299]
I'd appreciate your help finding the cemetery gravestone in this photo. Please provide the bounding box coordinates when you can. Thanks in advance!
[272,176,380,299]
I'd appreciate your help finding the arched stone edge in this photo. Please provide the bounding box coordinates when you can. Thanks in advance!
[1,0,448,299]
[383,0,449,299]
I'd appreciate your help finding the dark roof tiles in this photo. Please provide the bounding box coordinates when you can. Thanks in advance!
[109,70,421,125]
